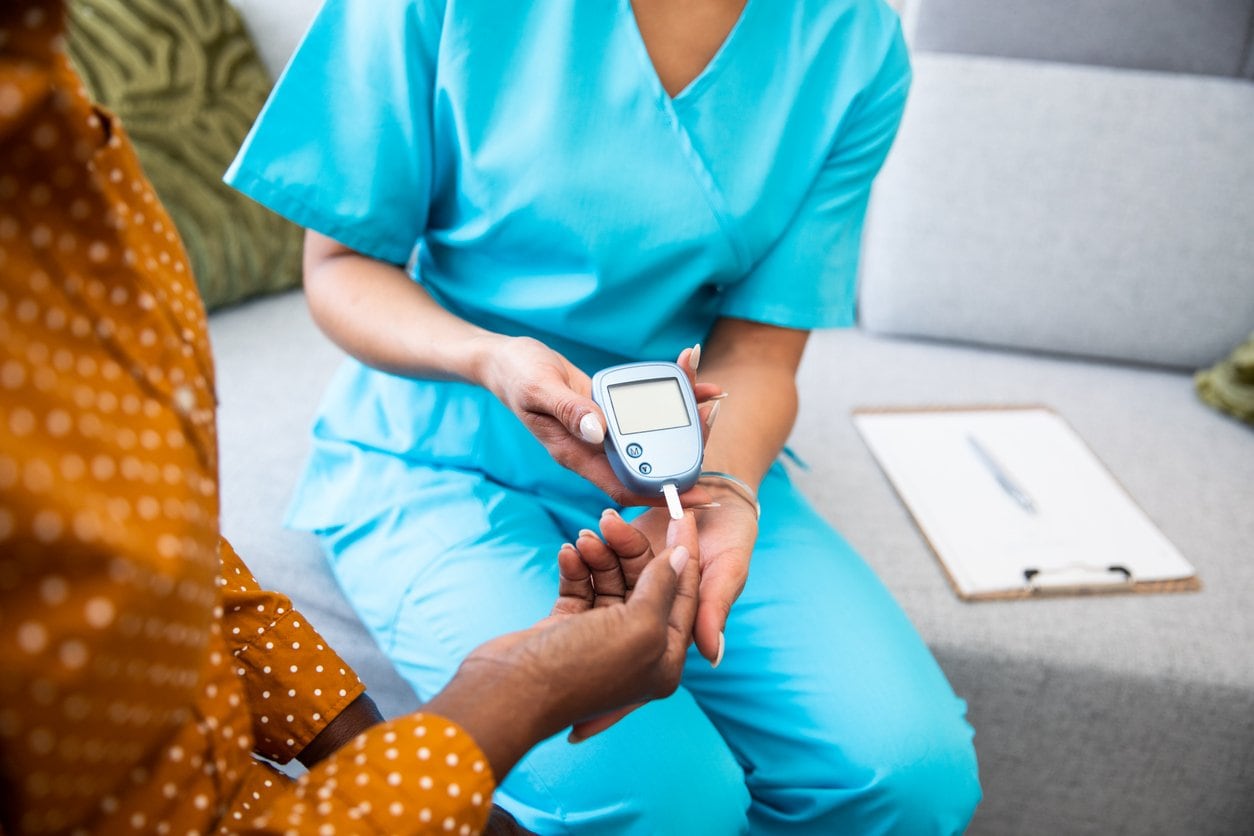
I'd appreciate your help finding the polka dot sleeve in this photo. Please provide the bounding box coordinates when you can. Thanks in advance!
[245,713,497,835]
[218,537,367,764]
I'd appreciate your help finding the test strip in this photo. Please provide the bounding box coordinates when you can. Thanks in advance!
[662,483,683,521]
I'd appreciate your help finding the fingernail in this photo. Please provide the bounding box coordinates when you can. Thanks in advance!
[577,529,597,540]
[705,399,722,430]
[690,343,702,371]
[688,502,721,510]
[711,632,725,669]
[601,508,620,519]
[567,730,585,744]
[579,413,604,444]
[707,392,729,401]
[668,545,690,574]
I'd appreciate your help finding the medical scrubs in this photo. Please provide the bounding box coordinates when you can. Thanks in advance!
[228,0,981,832]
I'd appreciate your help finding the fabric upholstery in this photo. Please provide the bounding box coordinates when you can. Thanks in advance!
[858,53,1254,369]
[226,0,323,80]
[66,0,303,310]
[211,292,1254,834]
[911,0,1254,78]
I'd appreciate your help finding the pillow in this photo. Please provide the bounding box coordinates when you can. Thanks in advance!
[67,0,303,310]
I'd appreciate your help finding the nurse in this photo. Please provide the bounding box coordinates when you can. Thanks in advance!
[229,0,981,833]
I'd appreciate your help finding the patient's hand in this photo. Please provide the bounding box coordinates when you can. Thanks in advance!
[424,513,700,781]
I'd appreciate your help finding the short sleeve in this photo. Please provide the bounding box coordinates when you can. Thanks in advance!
[718,31,911,330]
[225,0,443,265]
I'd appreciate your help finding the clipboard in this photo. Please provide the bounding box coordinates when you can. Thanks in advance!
[852,405,1201,601]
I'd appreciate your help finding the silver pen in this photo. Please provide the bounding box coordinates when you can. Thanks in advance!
[966,434,1037,514]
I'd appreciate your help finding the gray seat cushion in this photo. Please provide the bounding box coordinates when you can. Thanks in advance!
[859,53,1254,369]
[791,327,1254,834]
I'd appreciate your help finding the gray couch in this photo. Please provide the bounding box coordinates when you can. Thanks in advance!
[217,0,1254,832]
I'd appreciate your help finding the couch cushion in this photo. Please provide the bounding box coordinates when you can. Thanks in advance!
[66,0,304,311]
[227,0,323,80]
[789,328,1254,834]
[910,0,1254,79]
[859,53,1254,369]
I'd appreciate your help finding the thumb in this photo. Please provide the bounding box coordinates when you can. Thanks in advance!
[523,378,605,444]
[626,545,690,619]
[694,564,742,668]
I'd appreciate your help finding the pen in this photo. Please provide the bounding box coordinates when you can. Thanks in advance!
[966,434,1037,514]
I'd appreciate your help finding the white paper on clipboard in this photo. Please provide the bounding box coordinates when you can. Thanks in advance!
[853,407,1198,600]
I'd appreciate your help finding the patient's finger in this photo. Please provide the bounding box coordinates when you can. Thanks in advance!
[599,508,655,590]
[574,529,628,604]
[551,543,595,617]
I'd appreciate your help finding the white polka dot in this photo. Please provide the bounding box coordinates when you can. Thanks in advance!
[0,84,22,118]
[448,782,460,797]
[39,576,68,605]
[386,772,401,787]
[32,510,63,543]
[443,818,456,832]
[59,640,88,670]
[84,597,116,629]
[446,752,459,767]
[419,775,433,790]
[17,621,48,654]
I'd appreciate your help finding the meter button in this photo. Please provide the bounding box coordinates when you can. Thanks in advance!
[626,443,643,458]
[638,462,652,475]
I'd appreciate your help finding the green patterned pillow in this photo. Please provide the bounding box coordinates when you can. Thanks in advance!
[67,0,302,310]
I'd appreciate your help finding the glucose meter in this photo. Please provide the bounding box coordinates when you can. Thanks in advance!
[591,361,704,520]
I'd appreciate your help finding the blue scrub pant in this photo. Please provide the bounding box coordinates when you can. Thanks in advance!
[318,463,981,834]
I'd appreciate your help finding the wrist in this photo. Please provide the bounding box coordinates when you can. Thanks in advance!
[424,656,557,782]
[296,693,384,768]
[698,471,761,521]
[463,331,514,391]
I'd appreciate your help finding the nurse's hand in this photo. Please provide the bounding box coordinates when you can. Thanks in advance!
[480,336,721,505]
[628,497,758,667]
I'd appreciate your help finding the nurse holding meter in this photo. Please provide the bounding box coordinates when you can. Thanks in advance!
[228,0,980,832]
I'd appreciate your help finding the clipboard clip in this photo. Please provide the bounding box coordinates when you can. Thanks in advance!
[1024,565,1134,590]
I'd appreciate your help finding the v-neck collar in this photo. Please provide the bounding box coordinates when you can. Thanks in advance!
[621,0,754,105]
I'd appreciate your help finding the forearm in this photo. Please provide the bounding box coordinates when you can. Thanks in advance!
[698,320,806,491]
[303,230,506,384]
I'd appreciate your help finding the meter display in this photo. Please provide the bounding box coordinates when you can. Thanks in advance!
[607,378,691,435]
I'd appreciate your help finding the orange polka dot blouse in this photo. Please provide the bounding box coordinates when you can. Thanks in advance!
[0,2,495,833]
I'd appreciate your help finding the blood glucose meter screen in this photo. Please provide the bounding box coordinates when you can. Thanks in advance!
[608,378,691,435]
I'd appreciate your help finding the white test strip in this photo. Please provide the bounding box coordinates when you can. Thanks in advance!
[662,483,683,521]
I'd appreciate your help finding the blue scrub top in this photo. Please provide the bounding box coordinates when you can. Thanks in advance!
[227,0,910,527]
